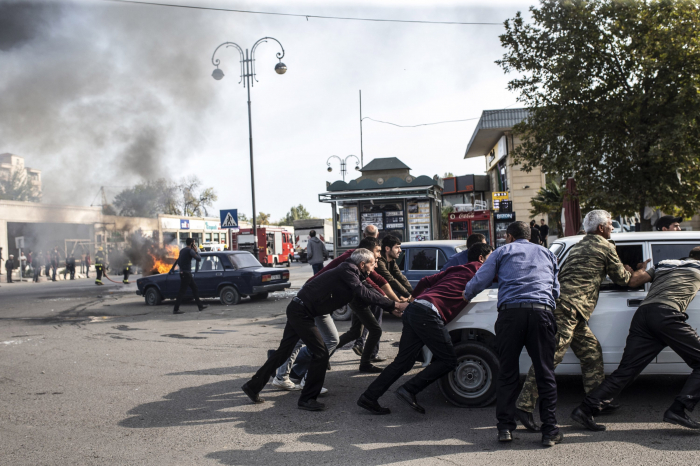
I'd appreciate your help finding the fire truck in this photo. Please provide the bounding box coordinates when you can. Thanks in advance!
[233,227,294,267]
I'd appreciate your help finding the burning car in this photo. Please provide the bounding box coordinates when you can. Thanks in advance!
[136,251,290,306]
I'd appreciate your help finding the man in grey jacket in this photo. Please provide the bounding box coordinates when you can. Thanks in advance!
[307,230,328,275]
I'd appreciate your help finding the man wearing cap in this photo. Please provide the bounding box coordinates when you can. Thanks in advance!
[656,215,682,231]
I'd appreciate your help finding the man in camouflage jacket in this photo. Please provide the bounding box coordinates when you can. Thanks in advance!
[515,210,651,431]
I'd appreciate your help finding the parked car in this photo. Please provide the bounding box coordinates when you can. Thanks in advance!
[136,251,290,306]
[437,231,700,408]
[331,240,467,321]
[611,220,623,233]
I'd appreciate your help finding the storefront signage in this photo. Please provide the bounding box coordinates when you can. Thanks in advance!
[161,218,181,230]
[495,212,516,221]
[492,191,509,211]
[180,219,190,230]
[205,221,220,231]
[449,211,490,221]
[189,220,205,230]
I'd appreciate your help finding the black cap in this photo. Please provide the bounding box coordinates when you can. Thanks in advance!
[655,215,682,231]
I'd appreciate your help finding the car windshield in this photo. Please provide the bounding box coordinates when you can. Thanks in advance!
[612,220,621,228]
[228,253,262,269]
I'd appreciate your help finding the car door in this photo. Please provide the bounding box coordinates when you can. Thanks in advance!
[648,241,700,364]
[163,259,197,298]
[404,247,447,287]
[585,241,648,365]
[196,255,224,296]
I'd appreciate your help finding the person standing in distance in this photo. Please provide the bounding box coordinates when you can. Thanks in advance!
[656,215,682,231]
[441,233,487,271]
[306,230,328,275]
[463,221,562,447]
[539,219,550,247]
[173,238,208,314]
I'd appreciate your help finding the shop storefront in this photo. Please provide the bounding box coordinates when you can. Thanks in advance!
[319,158,443,254]
[158,215,228,249]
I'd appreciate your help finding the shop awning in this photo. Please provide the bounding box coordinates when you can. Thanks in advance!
[319,185,442,203]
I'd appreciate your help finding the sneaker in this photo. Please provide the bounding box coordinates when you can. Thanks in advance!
[271,377,301,391]
[300,376,328,395]
[371,355,388,362]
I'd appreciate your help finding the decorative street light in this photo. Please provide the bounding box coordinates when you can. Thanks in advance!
[211,37,286,256]
[327,155,360,182]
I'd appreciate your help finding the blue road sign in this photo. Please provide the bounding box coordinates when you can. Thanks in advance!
[220,209,239,230]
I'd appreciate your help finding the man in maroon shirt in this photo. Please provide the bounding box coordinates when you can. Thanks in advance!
[358,243,493,415]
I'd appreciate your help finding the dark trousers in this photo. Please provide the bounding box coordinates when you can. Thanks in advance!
[95,265,103,283]
[311,263,324,275]
[583,303,700,414]
[51,265,56,281]
[364,302,458,401]
[5,270,11,283]
[86,265,90,278]
[495,308,558,435]
[33,268,40,282]
[248,301,329,403]
[173,272,203,311]
[355,305,383,357]
[337,299,382,367]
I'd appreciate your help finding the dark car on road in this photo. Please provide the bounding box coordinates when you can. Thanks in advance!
[136,251,290,306]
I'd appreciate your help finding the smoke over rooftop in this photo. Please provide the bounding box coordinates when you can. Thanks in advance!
[0,0,221,205]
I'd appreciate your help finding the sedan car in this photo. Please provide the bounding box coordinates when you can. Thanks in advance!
[136,251,290,306]
[438,231,700,408]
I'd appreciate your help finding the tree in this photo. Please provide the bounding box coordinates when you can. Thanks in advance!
[441,205,454,239]
[238,212,250,223]
[530,181,565,237]
[256,212,271,225]
[113,179,181,218]
[0,167,41,202]
[278,204,313,225]
[498,0,700,230]
[180,176,218,217]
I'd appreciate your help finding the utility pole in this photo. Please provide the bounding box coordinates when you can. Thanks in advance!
[359,90,364,168]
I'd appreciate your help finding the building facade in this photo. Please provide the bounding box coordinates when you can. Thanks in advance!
[0,153,42,200]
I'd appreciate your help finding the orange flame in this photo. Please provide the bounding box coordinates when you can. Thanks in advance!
[148,244,179,275]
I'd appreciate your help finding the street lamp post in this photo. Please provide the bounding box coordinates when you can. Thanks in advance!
[211,37,287,257]
[327,155,360,182]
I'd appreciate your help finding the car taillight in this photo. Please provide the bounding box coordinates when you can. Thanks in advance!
[262,274,271,282]
[282,272,289,280]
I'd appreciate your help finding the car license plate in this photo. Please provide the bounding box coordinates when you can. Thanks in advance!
[272,274,281,280]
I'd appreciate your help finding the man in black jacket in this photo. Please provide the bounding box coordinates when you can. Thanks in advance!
[242,249,407,411]
[173,238,208,314]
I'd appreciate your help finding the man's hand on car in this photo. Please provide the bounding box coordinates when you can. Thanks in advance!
[636,259,651,270]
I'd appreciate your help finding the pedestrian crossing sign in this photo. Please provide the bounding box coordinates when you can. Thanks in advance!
[220,209,239,231]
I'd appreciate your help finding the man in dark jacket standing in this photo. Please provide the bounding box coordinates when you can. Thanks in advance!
[173,238,208,314]
[5,254,14,283]
[539,219,550,247]
[530,220,542,245]
[306,230,328,275]
[243,249,407,411]
[358,243,492,415]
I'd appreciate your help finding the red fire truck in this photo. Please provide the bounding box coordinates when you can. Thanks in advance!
[233,227,294,267]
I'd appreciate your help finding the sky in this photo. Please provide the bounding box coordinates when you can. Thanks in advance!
[0,0,533,221]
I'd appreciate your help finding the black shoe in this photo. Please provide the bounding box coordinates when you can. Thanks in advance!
[298,399,327,411]
[570,406,605,431]
[498,430,512,442]
[327,361,332,371]
[198,305,208,311]
[352,345,363,357]
[599,400,621,414]
[241,382,264,404]
[359,364,383,374]
[516,408,541,432]
[173,310,185,314]
[357,394,391,415]
[663,409,700,429]
[395,386,425,414]
[542,432,563,447]
[371,355,388,362]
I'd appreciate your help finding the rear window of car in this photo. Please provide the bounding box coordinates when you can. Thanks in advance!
[650,243,700,264]
[227,253,262,269]
[408,248,447,271]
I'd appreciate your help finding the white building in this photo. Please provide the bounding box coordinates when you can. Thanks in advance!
[0,153,42,199]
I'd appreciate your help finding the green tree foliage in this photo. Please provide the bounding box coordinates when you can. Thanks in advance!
[530,181,564,237]
[278,204,313,225]
[441,205,455,239]
[180,176,218,217]
[0,167,41,202]
[498,0,700,230]
[113,179,181,218]
[256,212,271,225]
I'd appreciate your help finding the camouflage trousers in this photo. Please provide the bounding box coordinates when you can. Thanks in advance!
[515,305,605,413]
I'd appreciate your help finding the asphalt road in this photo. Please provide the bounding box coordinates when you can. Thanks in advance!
[1,268,699,465]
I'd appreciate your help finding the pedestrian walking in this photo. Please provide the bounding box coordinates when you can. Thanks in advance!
[20,251,27,277]
[463,221,562,447]
[306,230,328,275]
[5,255,14,283]
[67,254,76,280]
[242,249,406,412]
[50,248,59,281]
[85,252,91,278]
[358,243,493,416]
[172,238,208,314]
[539,219,550,247]
[514,210,651,432]
[571,247,700,432]
[32,251,43,282]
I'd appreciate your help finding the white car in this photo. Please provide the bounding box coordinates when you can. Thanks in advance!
[437,231,700,408]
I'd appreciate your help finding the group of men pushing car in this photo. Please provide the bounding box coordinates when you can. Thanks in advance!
[236,211,700,447]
